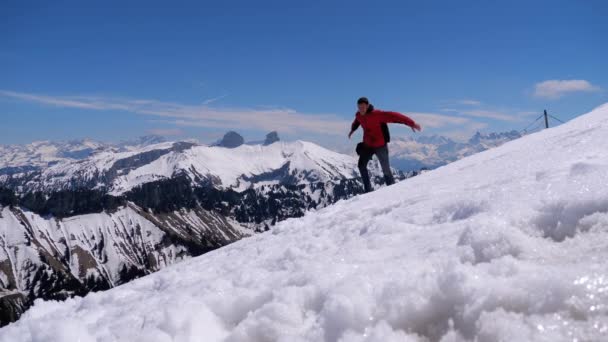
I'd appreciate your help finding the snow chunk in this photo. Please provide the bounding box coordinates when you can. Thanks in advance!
[533,196,608,241]
[457,219,523,264]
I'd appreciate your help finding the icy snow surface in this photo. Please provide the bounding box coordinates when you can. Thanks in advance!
[1,104,608,341]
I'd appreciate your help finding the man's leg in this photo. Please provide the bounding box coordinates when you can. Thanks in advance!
[376,145,395,186]
[357,151,373,193]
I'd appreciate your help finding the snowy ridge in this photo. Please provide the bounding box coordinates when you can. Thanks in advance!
[2,103,607,340]
[117,140,358,193]
[21,140,189,193]
[1,140,364,195]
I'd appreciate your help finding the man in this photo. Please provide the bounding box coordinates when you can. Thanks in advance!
[349,97,421,192]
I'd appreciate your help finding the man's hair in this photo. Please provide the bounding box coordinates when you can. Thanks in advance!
[357,97,369,105]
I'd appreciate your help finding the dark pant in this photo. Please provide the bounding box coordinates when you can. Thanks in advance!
[357,144,394,193]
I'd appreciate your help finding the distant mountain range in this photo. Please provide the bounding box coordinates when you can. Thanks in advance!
[387,130,522,170]
[0,135,173,171]
[1,132,375,195]
[0,130,523,175]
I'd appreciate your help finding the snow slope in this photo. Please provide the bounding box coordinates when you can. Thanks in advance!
[2,104,608,341]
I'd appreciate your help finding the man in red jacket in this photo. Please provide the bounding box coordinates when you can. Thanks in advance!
[349,97,421,192]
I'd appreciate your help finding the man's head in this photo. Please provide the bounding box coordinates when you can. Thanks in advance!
[357,97,370,114]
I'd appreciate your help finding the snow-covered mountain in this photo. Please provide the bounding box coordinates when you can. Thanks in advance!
[388,130,522,170]
[26,140,361,195]
[2,104,606,341]
[0,139,107,170]
[0,136,377,195]
[0,135,171,173]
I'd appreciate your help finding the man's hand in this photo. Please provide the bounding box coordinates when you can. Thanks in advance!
[348,130,354,139]
[411,123,422,132]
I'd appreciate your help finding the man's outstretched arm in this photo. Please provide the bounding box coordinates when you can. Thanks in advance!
[348,118,360,138]
[379,111,421,132]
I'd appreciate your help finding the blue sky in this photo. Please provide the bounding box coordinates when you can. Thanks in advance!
[1,0,607,149]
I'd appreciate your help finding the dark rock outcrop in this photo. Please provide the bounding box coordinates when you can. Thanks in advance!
[263,131,280,145]
[216,131,244,148]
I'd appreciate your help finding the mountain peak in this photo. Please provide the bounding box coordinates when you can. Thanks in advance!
[215,131,245,148]
[263,131,280,145]
[467,130,522,145]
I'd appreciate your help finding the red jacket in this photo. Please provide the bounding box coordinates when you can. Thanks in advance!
[351,107,417,148]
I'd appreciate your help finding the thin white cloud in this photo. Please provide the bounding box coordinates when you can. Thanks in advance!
[459,109,520,122]
[0,90,133,111]
[0,90,350,136]
[201,94,228,105]
[457,99,481,106]
[533,79,600,99]
[408,112,470,129]
[443,103,540,122]
[1,90,482,140]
